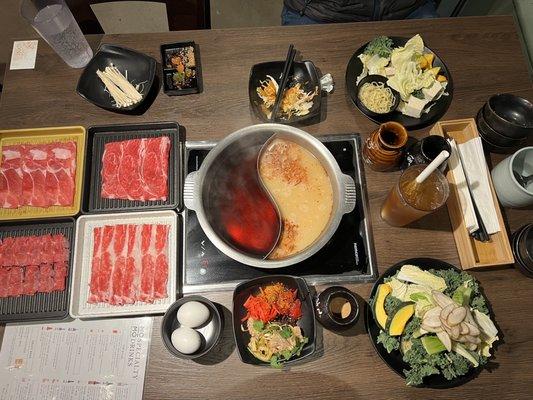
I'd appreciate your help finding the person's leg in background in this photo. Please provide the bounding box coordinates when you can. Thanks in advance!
[281,5,321,25]
[406,0,440,19]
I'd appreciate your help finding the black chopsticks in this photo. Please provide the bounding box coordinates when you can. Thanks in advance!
[270,44,296,122]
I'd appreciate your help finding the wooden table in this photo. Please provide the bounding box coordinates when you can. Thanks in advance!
[1,15,532,400]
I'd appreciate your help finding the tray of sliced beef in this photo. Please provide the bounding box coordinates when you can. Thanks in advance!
[84,122,182,214]
[0,219,75,322]
[0,126,86,221]
[70,210,178,318]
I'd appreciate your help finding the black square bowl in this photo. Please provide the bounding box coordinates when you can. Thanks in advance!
[249,60,321,124]
[232,275,316,367]
[76,44,158,114]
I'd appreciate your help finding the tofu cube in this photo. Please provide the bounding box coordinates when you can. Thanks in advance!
[422,81,443,102]
[403,96,427,118]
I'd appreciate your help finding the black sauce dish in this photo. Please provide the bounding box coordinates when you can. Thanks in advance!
[232,275,316,367]
[161,296,223,360]
[160,41,203,96]
[314,286,360,332]
[248,60,321,124]
[476,108,525,148]
[76,44,158,114]
[483,94,533,139]
[512,224,533,277]
[355,75,400,119]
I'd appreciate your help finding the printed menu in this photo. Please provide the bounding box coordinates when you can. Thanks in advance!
[0,317,152,400]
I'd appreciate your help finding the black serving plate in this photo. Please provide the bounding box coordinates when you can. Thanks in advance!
[232,275,316,366]
[345,37,453,130]
[161,41,202,95]
[249,60,321,124]
[365,258,487,388]
[76,44,158,114]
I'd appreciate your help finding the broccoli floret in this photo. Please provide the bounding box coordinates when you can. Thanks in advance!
[364,36,394,58]
[377,331,400,353]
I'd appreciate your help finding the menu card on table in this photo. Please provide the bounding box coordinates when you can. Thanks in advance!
[0,317,152,400]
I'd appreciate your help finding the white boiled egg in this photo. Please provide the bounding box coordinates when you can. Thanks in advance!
[171,327,201,354]
[177,301,210,328]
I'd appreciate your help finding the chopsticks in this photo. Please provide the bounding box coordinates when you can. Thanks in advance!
[270,44,296,122]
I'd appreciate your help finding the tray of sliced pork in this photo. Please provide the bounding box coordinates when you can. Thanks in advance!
[70,210,179,318]
[0,126,86,221]
[0,219,75,322]
[83,122,183,214]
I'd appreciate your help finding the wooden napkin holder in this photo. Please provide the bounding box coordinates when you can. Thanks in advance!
[429,118,514,269]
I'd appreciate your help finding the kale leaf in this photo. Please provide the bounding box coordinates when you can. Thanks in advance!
[364,36,394,58]
[377,331,400,353]
[384,295,403,316]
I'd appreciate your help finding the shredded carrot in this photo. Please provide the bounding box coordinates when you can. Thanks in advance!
[242,283,302,323]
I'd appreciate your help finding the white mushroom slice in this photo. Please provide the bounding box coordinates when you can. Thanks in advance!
[464,322,480,337]
[460,322,470,335]
[463,335,481,344]
[464,308,476,324]
[421,323,443,333]
[437,331,452,352]
[440,303,456,322]
[424,306,442,320]
[467,343,478,351]
[442,323,453,336]
[448,307,467,326]
[450,324,461,340]
[423,313,442,328]
[432,290,455,309]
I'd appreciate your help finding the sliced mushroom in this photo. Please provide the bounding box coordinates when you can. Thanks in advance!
[422,313,442,328]
[448,307,467,326]
[437,330,452,352]
[432,290,454,309]
[424,306,442,320]
[463,335,481,344]
[464,322,480,337]
[440,303,455,322]
[467,343,478,351]
[450,324,461,340]
[460,322,470,335]
[421,323,443,333]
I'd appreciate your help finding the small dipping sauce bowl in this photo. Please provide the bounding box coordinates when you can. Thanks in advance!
[161,295,223,360]
[315,286,360,331]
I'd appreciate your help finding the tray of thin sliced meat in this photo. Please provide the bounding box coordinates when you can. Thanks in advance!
[0,219,75,322]
[84,122,182,214]
[0,126,86,221]
[70,210,178,318]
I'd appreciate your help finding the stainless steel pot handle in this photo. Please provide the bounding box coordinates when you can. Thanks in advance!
[342,173,356,214]
[183,171,198,211]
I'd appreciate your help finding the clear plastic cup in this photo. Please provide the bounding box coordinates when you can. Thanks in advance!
[21,0,93,68]
[381,164,450,227]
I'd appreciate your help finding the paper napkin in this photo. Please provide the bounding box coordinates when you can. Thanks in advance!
[10,40,38,70]
[458,137,500,235]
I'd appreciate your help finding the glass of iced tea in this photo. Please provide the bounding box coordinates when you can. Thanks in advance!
[381,164,450,227]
